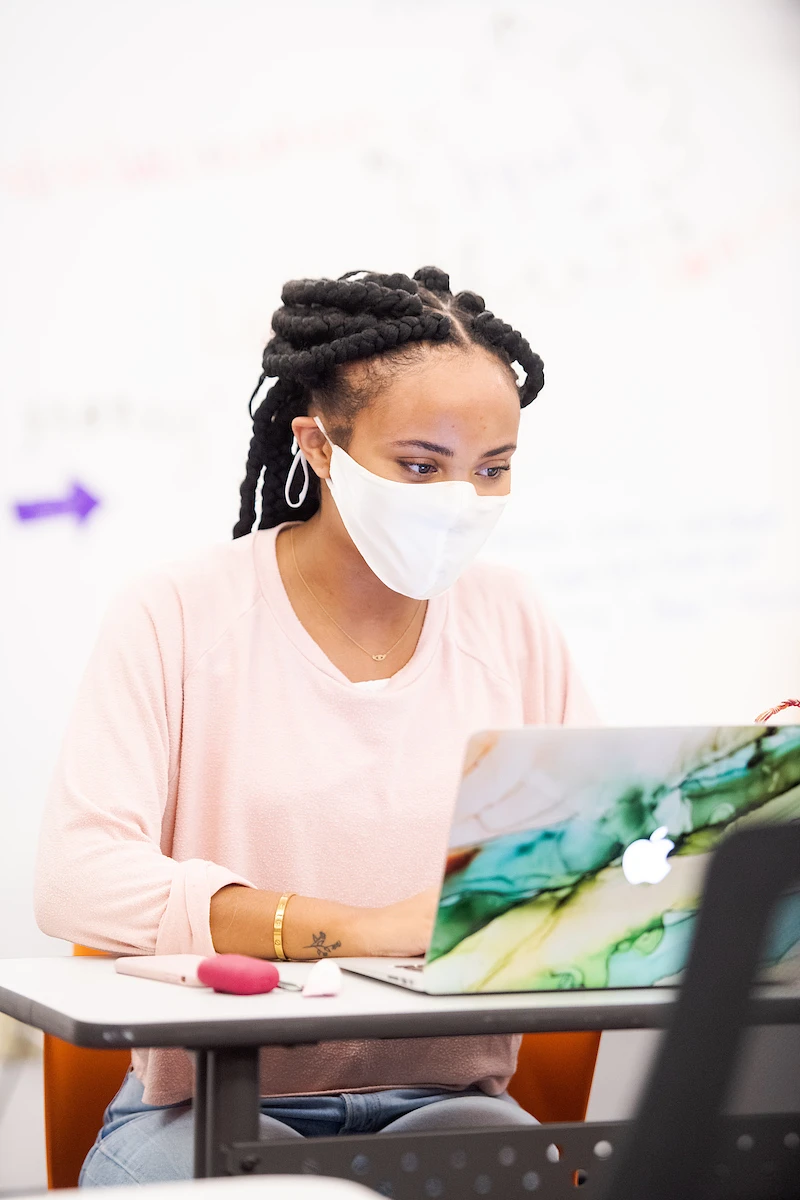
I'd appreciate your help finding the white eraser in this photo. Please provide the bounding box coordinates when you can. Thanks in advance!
[302,959,342,997]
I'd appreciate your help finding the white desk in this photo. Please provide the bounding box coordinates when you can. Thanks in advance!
[1,957,798,1048]
[20,1177,372,1199]
[0,957,798,1180]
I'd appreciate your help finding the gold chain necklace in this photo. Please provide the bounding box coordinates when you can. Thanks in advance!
[291,528,423,662]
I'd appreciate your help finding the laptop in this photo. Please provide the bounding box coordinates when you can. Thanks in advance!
[338,724,800,993]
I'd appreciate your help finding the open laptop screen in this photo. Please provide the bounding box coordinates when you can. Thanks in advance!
[425,725,800,993]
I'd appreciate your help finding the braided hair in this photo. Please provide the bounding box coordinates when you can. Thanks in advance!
[233,266,544,537]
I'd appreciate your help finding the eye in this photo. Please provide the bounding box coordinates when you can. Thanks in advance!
[480,464,511,479]
[402,462,438,476]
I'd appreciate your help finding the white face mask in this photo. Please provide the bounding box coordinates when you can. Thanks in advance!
[310,417,510,599]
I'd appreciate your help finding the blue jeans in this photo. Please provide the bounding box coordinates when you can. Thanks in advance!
[80,1068,537,1186]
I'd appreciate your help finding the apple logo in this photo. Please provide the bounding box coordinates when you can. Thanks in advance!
[621,826,675,885]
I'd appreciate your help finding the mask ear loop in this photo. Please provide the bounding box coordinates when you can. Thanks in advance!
[313,415,333,446]
[284,436,310,509]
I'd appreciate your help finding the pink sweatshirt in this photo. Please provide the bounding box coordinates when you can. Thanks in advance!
[34,524,595,1105]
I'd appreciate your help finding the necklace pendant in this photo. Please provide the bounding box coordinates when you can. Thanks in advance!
[372,653,387,662]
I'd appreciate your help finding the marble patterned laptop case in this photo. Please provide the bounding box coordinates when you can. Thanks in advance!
[424,725,800,994]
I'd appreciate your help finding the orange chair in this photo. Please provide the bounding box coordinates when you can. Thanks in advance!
[506,1030,601,1124]
[43,947,130,1190]
[43,947,601,1188]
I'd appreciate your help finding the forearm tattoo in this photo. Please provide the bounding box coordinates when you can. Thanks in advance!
[305,931,342,958]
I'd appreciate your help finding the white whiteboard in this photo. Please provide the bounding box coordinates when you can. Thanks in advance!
[1,0,799,956]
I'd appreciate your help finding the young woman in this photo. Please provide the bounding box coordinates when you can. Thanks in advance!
[35,267,595,1185]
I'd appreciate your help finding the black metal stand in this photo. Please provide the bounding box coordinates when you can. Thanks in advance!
[193,1050,208,1178]
[225,1113,800,1197]
[193,1046,260,1177]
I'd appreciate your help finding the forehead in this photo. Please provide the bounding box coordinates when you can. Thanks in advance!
[347,346,521,440]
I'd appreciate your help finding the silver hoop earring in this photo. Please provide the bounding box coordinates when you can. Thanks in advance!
[284,436,310,509]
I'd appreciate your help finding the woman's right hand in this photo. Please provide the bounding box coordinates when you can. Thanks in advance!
[359,886,441,958]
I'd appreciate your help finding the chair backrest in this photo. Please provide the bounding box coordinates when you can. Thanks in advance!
[43,947,130,1190]
[508,1031,600,1123]
[42,950,599,1188]
[602,823,800,1200]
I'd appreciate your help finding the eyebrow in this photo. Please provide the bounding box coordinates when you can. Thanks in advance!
[391,439,517,458]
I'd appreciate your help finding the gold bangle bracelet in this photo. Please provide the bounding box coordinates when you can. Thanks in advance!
[273,892,295,961]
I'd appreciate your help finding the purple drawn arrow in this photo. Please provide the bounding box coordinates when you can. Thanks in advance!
[14,481,100,525]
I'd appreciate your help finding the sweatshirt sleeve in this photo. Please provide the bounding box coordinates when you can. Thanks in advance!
[517,581,599,726]
[33,574,254,956]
